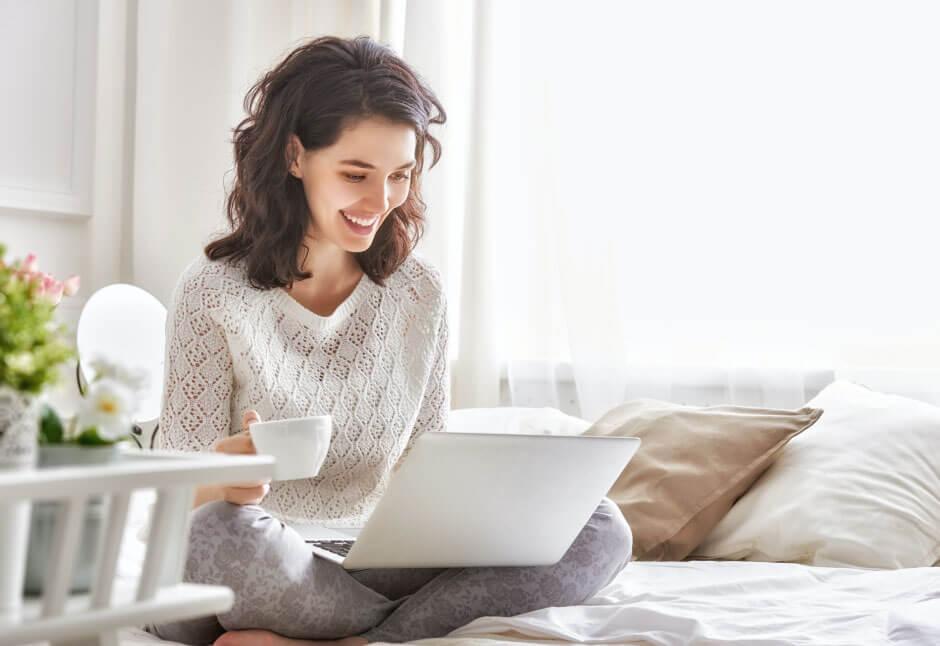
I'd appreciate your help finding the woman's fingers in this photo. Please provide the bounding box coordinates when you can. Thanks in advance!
[242,409,261,430]
[228,477,270,488]
[223,410,261,453]
[215,406,262,455]
[213,431,255,455]
[215,410,271,503]
[222,403,269,495]
[223,483,270,506]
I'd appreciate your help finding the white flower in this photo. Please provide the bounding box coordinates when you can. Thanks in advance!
[76,378,135,441]
[86,356,149,394]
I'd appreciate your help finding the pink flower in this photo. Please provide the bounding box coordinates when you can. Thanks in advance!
[22,253,38,274]
[7,251,80,305]
[62,275,80,296]
[40,281,65,305]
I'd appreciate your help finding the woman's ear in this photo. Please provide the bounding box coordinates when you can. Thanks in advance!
[287,134,303,178]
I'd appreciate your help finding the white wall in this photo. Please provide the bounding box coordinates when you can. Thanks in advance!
[0,0,133,335]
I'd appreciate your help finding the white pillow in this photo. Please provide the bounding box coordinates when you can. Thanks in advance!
[693,380,940,569]
[447,407,591,436]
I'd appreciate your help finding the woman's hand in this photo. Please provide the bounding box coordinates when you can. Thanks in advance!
[213,410,271,506]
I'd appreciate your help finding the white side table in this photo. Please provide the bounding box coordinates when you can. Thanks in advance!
[0,447,274,646]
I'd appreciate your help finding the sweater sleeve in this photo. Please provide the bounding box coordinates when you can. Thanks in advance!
[395,295,450,468]
[156,266,234,453]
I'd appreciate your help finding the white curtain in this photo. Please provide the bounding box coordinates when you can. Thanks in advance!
[448,0,940,419]
[99,0,940,420]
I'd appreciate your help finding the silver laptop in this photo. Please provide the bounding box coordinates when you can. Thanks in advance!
[287,431,640,570]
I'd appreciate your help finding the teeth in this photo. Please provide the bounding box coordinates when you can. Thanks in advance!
[342,211,378,227]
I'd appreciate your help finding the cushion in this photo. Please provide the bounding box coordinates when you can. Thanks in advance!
[693,380,940,568]
[583,399,823,561]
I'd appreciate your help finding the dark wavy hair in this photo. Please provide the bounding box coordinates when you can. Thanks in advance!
[205,35,446,289]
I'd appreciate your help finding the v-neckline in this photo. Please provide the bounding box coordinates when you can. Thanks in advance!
[274,272,371,329]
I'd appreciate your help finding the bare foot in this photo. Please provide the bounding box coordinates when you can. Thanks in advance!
[214,629,369,646]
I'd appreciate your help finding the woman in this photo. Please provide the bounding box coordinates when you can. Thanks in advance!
[149,36,633,646]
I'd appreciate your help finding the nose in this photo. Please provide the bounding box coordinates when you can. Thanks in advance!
[361,182,389,216]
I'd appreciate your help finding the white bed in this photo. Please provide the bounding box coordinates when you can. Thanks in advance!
[112,487,940,646]
[118,558,940,645]
[91,393,940,645]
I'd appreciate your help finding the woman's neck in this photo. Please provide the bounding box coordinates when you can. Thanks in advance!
[292,234,362,292]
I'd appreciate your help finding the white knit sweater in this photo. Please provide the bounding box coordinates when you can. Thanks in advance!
[158,252,449,527]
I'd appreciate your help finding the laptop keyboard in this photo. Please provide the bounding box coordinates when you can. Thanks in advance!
[307,539,355,557]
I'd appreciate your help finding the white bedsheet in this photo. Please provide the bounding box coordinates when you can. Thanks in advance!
[414,560,940,646]
[119,560,940,646]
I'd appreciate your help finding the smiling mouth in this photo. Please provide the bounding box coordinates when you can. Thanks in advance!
[340,210,381,236]
[341,210,380,227]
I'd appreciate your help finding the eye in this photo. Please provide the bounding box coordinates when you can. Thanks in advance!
[343,172,411,184]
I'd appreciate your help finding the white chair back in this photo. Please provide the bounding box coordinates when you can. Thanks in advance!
[76,284,167,449]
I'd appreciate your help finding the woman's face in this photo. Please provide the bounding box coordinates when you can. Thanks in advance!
[289,116,417,254]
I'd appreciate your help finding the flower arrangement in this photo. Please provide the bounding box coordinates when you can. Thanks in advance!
[0,244,80,394]
[0,245,147,449]
[40,357,148,446]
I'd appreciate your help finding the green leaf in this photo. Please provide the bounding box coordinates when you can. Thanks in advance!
[76,426,112,446]
[38,404,64,444]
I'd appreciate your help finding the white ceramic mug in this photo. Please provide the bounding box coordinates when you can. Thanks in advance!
[248,415,332,481]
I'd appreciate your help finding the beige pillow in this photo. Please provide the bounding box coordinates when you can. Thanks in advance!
[583,399,823,561]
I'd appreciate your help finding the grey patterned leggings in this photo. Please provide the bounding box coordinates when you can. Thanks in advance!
[149,497,633,644]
